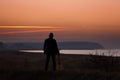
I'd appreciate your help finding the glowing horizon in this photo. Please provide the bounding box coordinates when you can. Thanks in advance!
[0,26,120,48]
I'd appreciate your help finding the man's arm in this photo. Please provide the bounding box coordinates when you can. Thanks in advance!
[54,40,60,54]
[43,40,47,54]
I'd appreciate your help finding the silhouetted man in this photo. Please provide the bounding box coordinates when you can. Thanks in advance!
[44,33,59,71]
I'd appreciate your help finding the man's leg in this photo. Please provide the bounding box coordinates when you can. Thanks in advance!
[45,54,50,71]
[52,55,56,71]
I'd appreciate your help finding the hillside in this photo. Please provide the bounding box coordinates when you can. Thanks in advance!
[0,42,4,50]
[3,41,104,50]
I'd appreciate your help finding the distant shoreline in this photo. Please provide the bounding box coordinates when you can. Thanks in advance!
[0,49,120,57]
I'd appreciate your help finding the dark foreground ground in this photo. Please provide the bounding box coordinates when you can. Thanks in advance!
[0,50,120,80]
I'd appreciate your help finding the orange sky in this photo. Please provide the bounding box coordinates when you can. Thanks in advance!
[0,0,120,26]
[0,0,120,48]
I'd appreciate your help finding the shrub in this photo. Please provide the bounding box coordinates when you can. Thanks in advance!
[89,49,120,72]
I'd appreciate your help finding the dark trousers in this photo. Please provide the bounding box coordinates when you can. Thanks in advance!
[45,54,56,71]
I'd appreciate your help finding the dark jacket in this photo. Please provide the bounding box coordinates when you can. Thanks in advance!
[44,38,59,55]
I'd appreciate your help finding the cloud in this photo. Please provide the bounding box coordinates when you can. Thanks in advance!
[0,26,59,29]
[0,26,63,35]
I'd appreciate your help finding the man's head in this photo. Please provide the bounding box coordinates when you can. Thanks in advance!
[49,33,54,38]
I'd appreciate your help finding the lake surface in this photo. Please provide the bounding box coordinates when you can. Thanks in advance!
[20,49,120,57]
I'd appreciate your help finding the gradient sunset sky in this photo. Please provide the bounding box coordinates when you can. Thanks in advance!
[0,0,120,48]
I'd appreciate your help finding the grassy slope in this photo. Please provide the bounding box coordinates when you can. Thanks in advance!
[0,50,120,80]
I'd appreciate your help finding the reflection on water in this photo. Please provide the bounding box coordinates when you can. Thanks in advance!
[19,49,120,56]
[20,50,44,53]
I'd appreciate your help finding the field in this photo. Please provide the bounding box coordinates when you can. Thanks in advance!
[0,50,120,80]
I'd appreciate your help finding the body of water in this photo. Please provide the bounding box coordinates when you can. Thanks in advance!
[20,49,120,57]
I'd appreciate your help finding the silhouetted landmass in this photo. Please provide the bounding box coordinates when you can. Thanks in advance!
[4,43,40,50]
[3,41,104,50]
[0,41,4,50]
[58,41,104,50]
